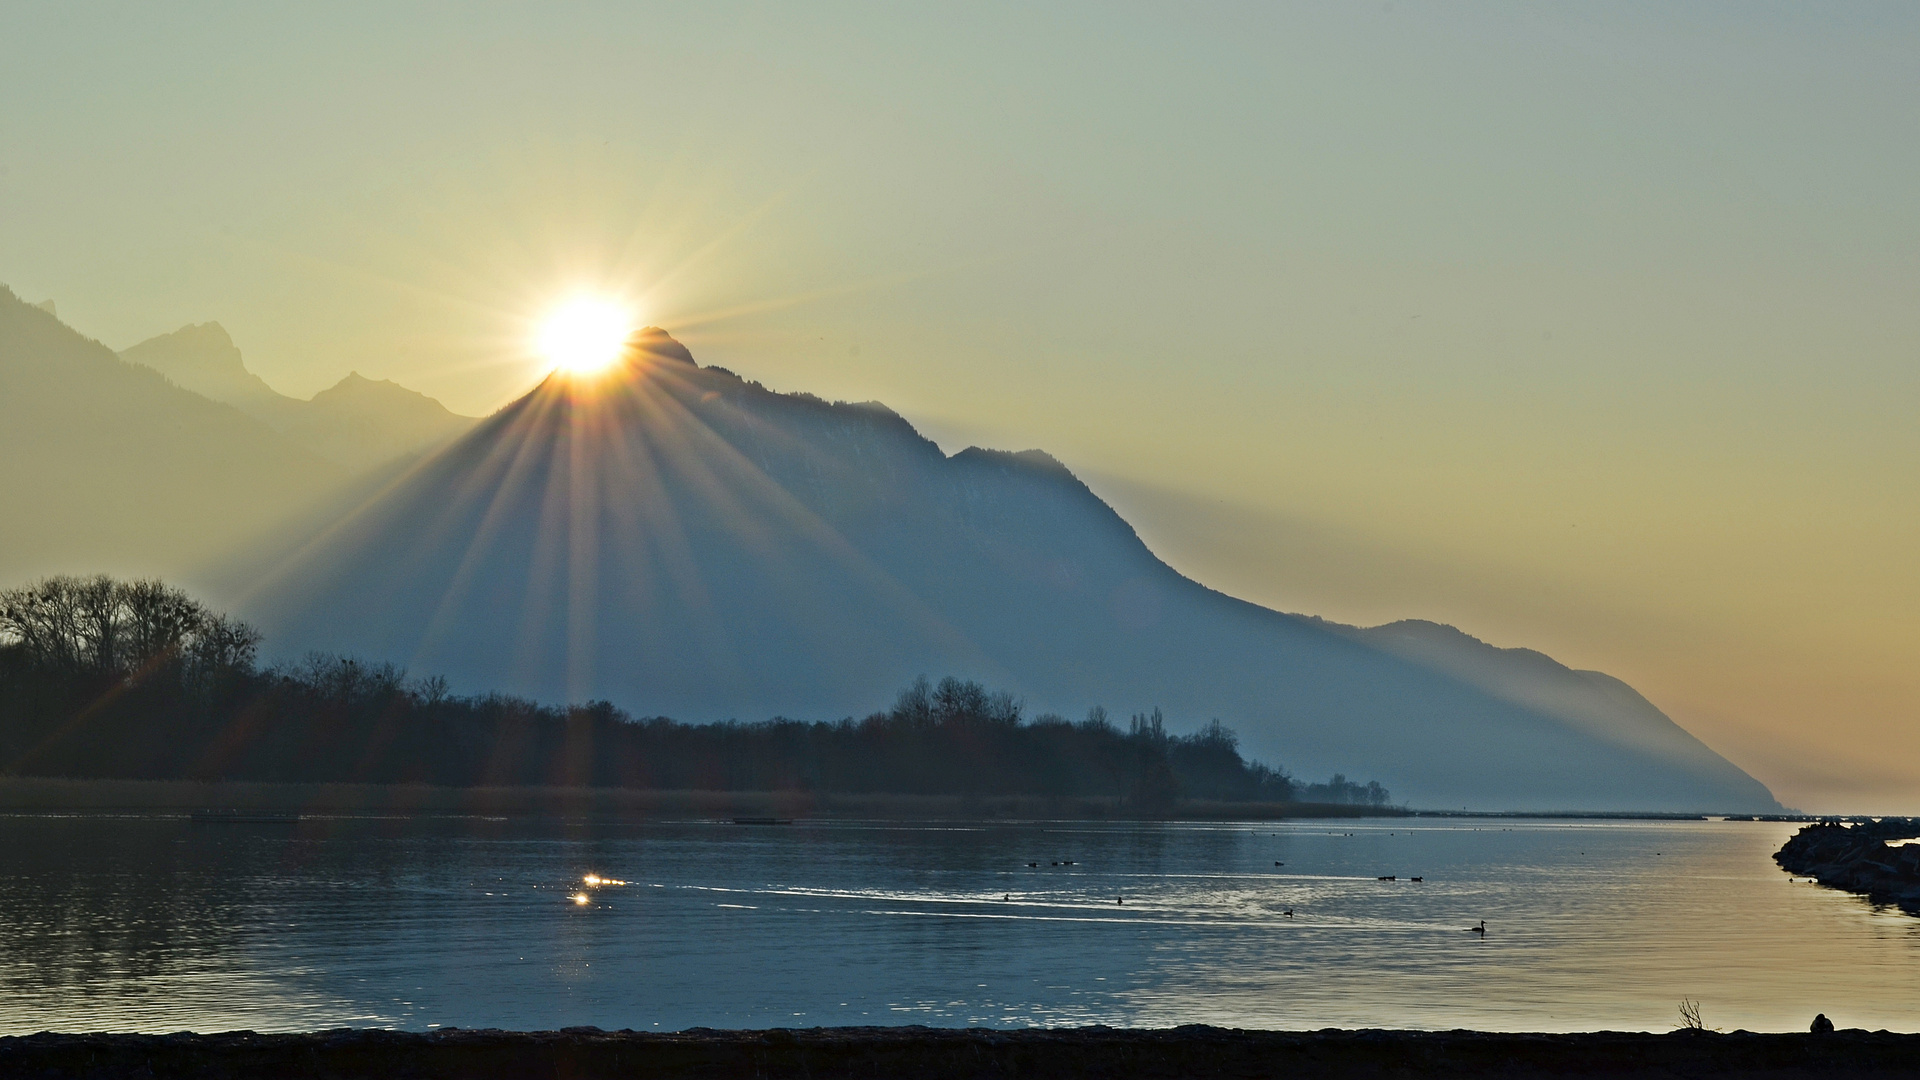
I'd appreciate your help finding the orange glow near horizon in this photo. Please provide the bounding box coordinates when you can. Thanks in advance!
[535,297,636,377]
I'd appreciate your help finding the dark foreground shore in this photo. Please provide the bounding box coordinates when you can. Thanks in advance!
[4,1026,1916,1079]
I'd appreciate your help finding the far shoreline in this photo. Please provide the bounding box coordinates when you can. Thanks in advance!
[0,777,1408,821]
[0,777,1832,822]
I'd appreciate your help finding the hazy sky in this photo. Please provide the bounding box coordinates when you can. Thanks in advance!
[4,3,1916,812]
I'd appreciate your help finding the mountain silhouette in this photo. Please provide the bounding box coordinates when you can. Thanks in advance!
[117,322,281,410]
[122,323,474,471]
[1353,620,1762,802]
[235,328,1780,812]
[0,286,347,583]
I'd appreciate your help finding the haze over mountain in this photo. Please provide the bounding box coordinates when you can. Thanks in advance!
[232,329,1780,813]
[1351,620,1762,807]
[121,323,475,471]
[0,286,348,584]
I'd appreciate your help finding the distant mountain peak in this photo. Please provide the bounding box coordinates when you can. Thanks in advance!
[119,324,474,471]
[312,370,446,406]
[124,320,243,371]
[524,326,699,400]
[174,320,232,345]
[120,321,278,408]
[145,321,241,359]
[0,286,345,584]
[631,326,696,367]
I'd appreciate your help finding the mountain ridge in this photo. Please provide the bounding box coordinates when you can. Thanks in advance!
[232,329,1781,813]
[120,322,475,471]
[0,293,1777,813]
[0,287,349,584]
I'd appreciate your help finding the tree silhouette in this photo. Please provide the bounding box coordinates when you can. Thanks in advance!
[1,576,1389,806]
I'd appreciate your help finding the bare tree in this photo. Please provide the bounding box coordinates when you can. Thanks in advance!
[0,576,89,670]
[188,615,262,683]
[73,576,120,672]
[121,578,207,669]
[0,576,259,682]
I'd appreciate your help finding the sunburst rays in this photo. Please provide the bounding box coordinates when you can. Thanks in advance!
[236,329,999,716]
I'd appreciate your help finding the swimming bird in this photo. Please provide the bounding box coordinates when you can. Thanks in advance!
[1116,897,1124,905]
[1274,861,1284,867]
[1027,862,1038,868]
[1410,876,1423,882]
[1282,909,1294,918]
[1466,920,1486,934]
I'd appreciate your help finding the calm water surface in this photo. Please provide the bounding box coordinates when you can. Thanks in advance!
[0,815,1914,1034]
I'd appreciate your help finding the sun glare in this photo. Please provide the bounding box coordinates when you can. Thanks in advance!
[536,297,635,376]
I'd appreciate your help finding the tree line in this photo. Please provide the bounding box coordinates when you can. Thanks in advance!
[0,576,1392,808]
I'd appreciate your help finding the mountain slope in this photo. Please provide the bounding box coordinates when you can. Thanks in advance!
[121,323,474,471]
[1353,620,1770,810]
[233,329,1779,812]
[0,287,348,584]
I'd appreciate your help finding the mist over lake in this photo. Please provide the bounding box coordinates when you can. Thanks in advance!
[3,814,1913,1035]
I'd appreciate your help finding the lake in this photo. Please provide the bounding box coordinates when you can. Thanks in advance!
[1,814,1915,1034]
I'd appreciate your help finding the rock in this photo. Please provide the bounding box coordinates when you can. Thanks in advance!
[1776,821,1920,914]
[1811,1014,1834,1034]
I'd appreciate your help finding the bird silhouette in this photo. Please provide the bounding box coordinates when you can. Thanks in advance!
[1466,920,1487,934]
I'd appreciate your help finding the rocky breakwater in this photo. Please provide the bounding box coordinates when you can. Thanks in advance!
[1776,819,1920,912]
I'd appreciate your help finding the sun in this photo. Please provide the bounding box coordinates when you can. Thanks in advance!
[535,297,635,376]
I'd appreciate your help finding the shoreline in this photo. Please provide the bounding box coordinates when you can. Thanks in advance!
[0,777,1837,822]
[0,777,1408,821]
[3,1026,1914,1079]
